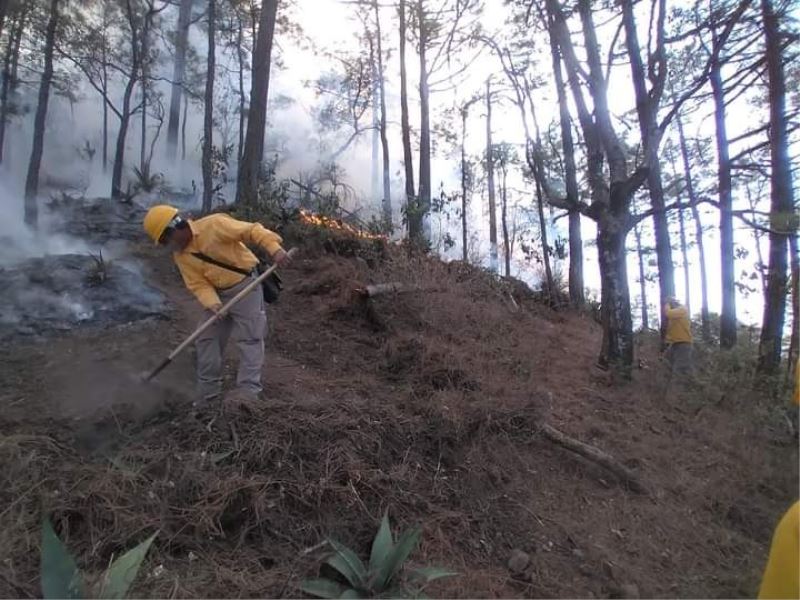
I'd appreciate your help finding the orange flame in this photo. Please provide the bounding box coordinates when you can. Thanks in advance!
[298,209,386,240]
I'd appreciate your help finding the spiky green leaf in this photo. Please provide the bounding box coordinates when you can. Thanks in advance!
[409,567,458,584]
[339,589,364,599]
[369,513,394,573]
[376,526,421,588]
[96,532,157,599]
[411,567,458,583]
[326,539,367,588]
[41,519,85,600]
[300,578,346,599]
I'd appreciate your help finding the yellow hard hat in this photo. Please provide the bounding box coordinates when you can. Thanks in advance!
[143,205,179,244]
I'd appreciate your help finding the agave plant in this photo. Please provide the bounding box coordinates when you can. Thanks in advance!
[40,519,156,599]
[301,514,456,599]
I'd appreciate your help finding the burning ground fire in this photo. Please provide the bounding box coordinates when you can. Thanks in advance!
[298,209,387,240]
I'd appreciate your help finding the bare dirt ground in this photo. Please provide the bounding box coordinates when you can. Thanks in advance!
[0,225,797,599]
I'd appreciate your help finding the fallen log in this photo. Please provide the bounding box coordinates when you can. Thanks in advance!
[539,423,648,494]
[356,282,409,298]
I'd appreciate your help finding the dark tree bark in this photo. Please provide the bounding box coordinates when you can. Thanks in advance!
[140,24,149,170]
[167,0,193,160]
[757,0,794,375]
[547,26,583,306]
[182,92,188,161]
[788,232,799,380]
[677,198,691,316]
[24,0,60,227]
[411,0,431,246]
[500,160,511,277]
[677,114,711,340]
[710,48,737,347]
[101,13,109,172]
[634,223,649,329]
[666,143,692,315]
[399,0,415,237]
[485,78,498,272]
[546,0,649,373]
[373,0,391,226]
[0,0,7,41]
[535,177,554,302]
[111,2,144,199]
[460,105,469,261]
[620,0,674,331]
[0,4,25,164]
[201,0,216,214]
[238,0,279,206]
[236,11,245,166]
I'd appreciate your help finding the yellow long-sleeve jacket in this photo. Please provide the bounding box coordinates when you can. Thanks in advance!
[664,305,693,344]
[759,500,800,599]
[173,213,284,309]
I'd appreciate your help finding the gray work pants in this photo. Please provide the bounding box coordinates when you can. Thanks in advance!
[196,276,266,399]
[667,342,693,375]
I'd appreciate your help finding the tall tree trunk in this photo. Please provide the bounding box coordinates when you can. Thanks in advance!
[238,0,278,206]
[677,114,710,340]
[460,106,468,262]
[111,82,137,198]
[140,27,149,170]
[548,0,640,372]
[182,92,188,161]
[373,0,391,226]
[24,0,59,226]
[102,24,109,172]
[0,0,7,41]
[0,5,25,164]
[370,36,379,201]
[236,13,245,166]
[667,144,692,315]
[788,232,799,380]
[485,78,498,272]
[201,0,216,214]
[677,198,691,316]
[535,177,554,301]
[501,164,511,277]
[757,0,794,375]
[549,22,582,305]
[414,0,431,246]
[710,59,737,347]
[112,2,147,199]
[598,210,634,373]
[634,223,649,329]
[399,0,415,237]
[167,0,193,160]
[620,0,674,337]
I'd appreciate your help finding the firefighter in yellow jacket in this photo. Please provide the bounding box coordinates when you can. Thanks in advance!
[758,360,800,599]
[143,205,291,403]
[663,297,693,375]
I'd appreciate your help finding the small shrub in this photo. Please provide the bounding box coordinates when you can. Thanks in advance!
[301,513,456,599]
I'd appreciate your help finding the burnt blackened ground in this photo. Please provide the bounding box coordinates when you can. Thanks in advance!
[0,253,167,340]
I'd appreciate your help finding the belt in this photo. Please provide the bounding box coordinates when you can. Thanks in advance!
[217,270,257,292]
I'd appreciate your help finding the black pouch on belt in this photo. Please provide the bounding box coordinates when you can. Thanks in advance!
[192,252,283,304]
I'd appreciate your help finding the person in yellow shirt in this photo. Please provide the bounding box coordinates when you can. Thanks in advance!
[758,359,799,599]
[143,205,291,403]
[663,297,693,375]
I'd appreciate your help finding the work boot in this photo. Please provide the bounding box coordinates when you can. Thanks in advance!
[223,388,261,414]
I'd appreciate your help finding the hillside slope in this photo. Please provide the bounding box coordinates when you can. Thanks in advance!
[0,219,796,598]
